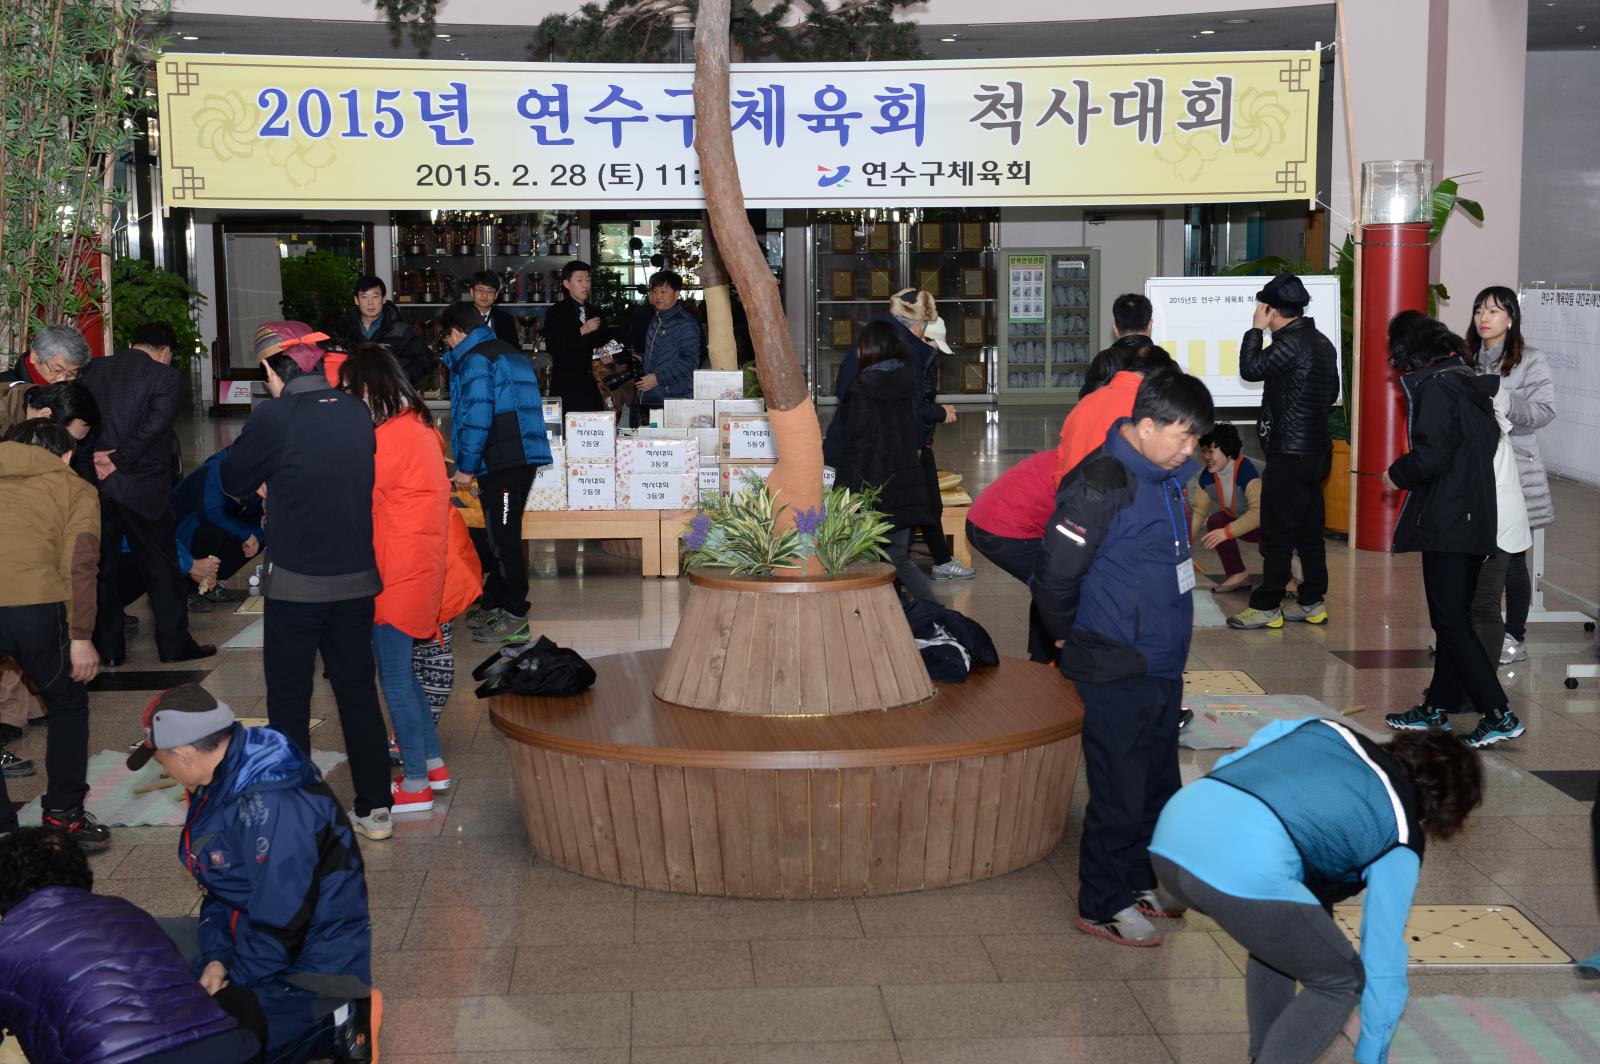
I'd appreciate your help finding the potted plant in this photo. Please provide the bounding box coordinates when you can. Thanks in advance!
[682,479,892,577]
[111,258,207,367]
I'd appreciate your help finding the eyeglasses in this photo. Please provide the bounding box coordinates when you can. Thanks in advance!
[471,286,498,296]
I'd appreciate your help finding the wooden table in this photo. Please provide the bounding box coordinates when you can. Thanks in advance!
[457,497,669,577]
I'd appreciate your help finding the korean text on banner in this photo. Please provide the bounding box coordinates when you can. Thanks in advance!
[1519,287,1600,489]
[158,51,1319,210]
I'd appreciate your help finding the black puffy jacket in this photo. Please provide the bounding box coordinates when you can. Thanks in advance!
[835,359,935,530]
[1388,358,1499,556]
[1239,316,1339,455]
[334,302,436,386]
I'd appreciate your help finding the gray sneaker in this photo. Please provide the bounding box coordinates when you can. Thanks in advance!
[350,807,393,841]
[931,560,977,580]
[472,611,531,644]
[1076,905,1164,947]
[467,606,500,630]
[1134,887,1188,919]
[1499,634,1527,665]
[1280,599,1329,625]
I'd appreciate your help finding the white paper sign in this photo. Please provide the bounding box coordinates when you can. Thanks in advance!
[721,414,778,460]
[616,437,698,476]
[1145,275,1343,407]
[563,412,616,463]
[621,473,696,510]
[566,463,616,510]
[1520,286,1600,488]
[542,398,563,436]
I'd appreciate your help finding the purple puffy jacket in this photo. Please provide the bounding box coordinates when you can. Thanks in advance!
[0,885,240,1063]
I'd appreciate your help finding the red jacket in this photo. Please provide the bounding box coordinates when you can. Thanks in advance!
[372,412,448,639]
[968,449,1058,541]
[1054,370,1140,480]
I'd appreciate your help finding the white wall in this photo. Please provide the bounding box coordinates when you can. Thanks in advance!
[1519,51,1600,287]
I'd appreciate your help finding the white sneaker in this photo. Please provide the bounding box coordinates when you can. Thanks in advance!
[931,560,976,580]
[1500,634,1527,665]
[1075,904,1164,947]
[350,807,393,841]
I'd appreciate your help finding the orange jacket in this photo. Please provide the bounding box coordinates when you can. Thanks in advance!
[1054,370,1141,480]
[372,411,448,639]
[438,491,483,628]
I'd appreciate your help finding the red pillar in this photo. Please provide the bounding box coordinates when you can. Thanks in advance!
[1353,221,1430,552]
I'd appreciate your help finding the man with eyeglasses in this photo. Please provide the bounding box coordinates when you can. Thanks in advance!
[4,325,93,386]
[468,270,522,348]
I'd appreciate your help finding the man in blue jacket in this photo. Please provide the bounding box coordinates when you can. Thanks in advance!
[131,683,378,1062]
[438,302,552,646]
[637,270,702,411]
[1032,366,1214,948]
[172,446,264,608]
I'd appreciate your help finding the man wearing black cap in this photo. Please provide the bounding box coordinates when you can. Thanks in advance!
[131,684,379,1062]
[1227,273,1340,630]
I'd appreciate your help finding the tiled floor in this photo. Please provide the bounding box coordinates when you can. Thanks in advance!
[7,405,1598,1062]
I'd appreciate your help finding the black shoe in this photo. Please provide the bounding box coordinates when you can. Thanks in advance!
[186,592,215,613]
[160,640,217,663]
[202,585,246,604]
[40,807,112,852]
[1178,708,1194,731]
[329,991,382,1062]
[1,748,36,778]
[99,657,123,669]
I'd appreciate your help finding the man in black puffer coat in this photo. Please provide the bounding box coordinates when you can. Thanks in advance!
[1228,273,1340,630]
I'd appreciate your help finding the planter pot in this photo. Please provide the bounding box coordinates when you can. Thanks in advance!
[653,563,934,715]
[1324,439,1351,535]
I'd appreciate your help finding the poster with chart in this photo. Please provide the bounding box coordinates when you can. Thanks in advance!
[1008,255,1046,323]
[1145,275,1342,407]
[1519,287,1600,489]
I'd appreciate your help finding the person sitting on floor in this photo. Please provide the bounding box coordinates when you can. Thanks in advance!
[130,684,381,1062]
[170,446,264,610]
[1187,423,1264,594]
[0,827,265,1064]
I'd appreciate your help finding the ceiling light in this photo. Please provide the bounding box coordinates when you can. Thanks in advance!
[181,34,200,41]
[940,36,957,42]
[435,33,451,39]
[1200,29,1216,35]
[1221,18,1253,24]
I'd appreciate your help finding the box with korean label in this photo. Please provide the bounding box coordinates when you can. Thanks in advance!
[542,398,563,438]
[692,370,745,400]
[565,462,616,510]
[663,398,715,429]
[695,427,720,462]
[720,413,777,461]
[720,460,777,498]
[619,473,696,510]
[714,398,764,418]
[697,463,721,498]
[525,443,567,511]
[564,412,615,464]
[615,436,699,477]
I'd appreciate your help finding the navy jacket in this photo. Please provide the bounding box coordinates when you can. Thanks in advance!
[173,447,264,553]
[442,326,553,477]
[834,359,935,530]
[78,348,180,520]
[334,302,436,386]
[1389,358,1499,556]
[182,725,372,1034]
[220,375,379,602]
[1032,420,1197,682]
[639,302,702,407]
[0,886,245,1064]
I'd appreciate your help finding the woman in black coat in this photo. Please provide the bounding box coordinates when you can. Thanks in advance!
[835,320,937,602]
[1382,310,1524,748]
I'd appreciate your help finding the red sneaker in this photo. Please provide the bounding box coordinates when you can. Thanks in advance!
[426,763,451,792]
[389,777,434,813]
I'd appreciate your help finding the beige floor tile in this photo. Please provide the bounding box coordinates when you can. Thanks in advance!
[1465,846,1597,887]
[401,902,635,950]
[373,947,515,998]
[374,1053,627,1064]
[752,936,998,987]
[1537,923,1600,960]
[854,891,1077,938]
[96,878,203,917]
[881,982,1153,1039]
[1505,882,1600,927]
[631,987,892,1046]
[1511,813,1596,848]
[509,941,753,992]
[1127,977,1249,1035]
[1430,815,1549,852]
[370,907,412,952]
[634,897,865,942]
[982,930,1239,983]
[897,1035,1173,1064]
[1404,968,1592,997]
[365,869,430,909]
[630,1044,901,1064]
[378,994,631,1053]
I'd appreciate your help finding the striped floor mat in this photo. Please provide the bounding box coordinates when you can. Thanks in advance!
[1391,994,1600,1062]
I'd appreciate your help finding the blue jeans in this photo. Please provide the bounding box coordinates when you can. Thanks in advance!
[373,623,440,783]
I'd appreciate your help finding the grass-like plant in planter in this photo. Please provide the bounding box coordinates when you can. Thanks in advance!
[682,481,892,578]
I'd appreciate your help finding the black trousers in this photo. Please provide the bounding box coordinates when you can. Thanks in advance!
[1423,551,1509,716]
[1249,451,1331,610]
[913,447,952,565]
[0,603,90,829]
[966,520,1055,664]
[263,596,391,816]
[95,498,192,660]
[476,465,535,616]
[190,523,252,583]
[1076,674,1183,921]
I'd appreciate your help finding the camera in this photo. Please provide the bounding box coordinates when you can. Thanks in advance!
[595,339,645,391]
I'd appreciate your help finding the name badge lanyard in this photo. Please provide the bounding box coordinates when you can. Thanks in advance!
[1159,478,1191,562]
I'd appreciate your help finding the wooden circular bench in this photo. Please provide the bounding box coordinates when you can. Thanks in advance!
[489,649,1084,898]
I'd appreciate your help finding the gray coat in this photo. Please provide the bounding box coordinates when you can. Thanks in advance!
[1482,344,1555,529]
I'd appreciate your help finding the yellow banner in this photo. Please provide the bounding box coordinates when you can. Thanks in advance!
[158,51,1319,210]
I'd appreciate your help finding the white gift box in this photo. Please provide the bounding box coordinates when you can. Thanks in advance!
[720,413,778,461]
[565,462,616,510]
[564,412,616,464]
[525,443,567,511]
[720,460,777,498]
[692,370,745,400]
[663,398,715,429]
[620,473,697,510]
[697,463,721,497]
[615,436,699,476]
[713,398,765,418]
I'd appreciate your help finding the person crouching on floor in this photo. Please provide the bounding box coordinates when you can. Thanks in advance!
[1187,423,1264,594]
[129,684,381,1062]
[1031,366,1214,947]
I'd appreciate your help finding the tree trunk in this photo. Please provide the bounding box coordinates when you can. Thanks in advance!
[699,213,738,371]
[694,0,823,537]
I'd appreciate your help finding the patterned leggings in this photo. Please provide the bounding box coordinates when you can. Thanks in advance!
[411,620,455,718]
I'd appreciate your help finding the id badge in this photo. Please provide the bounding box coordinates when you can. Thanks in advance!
[1176,558,1196,594]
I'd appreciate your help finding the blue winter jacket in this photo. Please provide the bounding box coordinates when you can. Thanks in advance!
[181,724,372,1046]
[443,325,552,476]
[173,447,264,556]
[0,886,247,1064]
[1031,419,1197,681]
[639,302,702,407]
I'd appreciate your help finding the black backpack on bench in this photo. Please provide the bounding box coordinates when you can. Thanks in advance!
[472,636,597,698]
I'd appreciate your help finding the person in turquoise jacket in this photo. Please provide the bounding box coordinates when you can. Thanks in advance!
[1149,719,1483,1064]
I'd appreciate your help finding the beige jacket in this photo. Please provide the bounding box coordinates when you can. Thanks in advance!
[0,441,101,638]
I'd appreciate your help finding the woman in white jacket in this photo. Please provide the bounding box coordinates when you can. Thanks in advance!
[1470,384,1533,663]
[1465,286,1556,664]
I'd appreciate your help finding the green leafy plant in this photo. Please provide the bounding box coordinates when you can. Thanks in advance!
[279,249,360,328]
[111,258,206,367]
[682,480,890,576]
